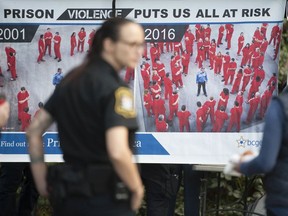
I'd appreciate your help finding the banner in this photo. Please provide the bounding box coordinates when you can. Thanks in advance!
[0,0,286,163]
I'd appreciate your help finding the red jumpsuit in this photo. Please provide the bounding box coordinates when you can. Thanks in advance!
[260,40,268,54]
[150,83,161,99]
[88,30,95,52]
[141,64,150,90]
[172,64,183,88]
[153,98,166,120]
[168,93,179,121]
[203,39,210,60]
[240,46,250,67]
[251,50,260,69]
[235,94,244,107]
[241,67,252,92]
[144,92,153,117]
[195,24,201,41]
[184,31,195,56]
[163,76,173,100]
[156,62,165,80]
[196,107,204,132]
[269,25,280,46]
[259,89,272,119]
[237,35,245,55]
[44,31,53,56]
[213,110,228,132]
[152,72,161,86]
[203,99,216,124]
[246,96,260,123]
[226,25,234,49]
[248,79,261,100]
[217,92,229,111]
[37,38,45,63]
[222,54,231,81]
[17,90,29,120]
[231,70,243,94]
[267,76,277,93]
[209,44,216,69]
[181,52,190,75]
[260,23,268,38]
[253,67,265,85]
[196,47,204,69]
[156,119,168,132]
[173,42,183,54]
[217,25,225,46]
[177,110,191,132]
[8,55,17,80]
[258,54,264,67]
[70,34,77,56]
[225,61,237,85]
[195,40,203,63]
[158,42,164,54]
[5,47,16,71]
[204,27,211,40]
[273,32,282,60]
[124,68,134,84]
[253,30,263,48]
[53,35,62,60]
[226,106,243,132]
[214,54,223,74]
[20,111,31,131]
[150,46,160,69]
[77,31,86,52]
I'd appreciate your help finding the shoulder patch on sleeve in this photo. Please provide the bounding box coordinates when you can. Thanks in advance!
[114,87,136,118]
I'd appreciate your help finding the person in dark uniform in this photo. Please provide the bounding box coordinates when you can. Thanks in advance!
[26,18,145,216]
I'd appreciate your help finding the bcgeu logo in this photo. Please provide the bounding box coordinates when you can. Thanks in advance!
[237,136,262,148]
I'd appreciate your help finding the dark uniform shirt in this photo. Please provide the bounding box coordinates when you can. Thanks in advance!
[44,58,138,164]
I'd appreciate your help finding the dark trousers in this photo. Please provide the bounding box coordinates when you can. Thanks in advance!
[142,164,182,216]
[0,163,39,216]
[53,195,134,216]
[197,82,207,96]
[184,165,203,216]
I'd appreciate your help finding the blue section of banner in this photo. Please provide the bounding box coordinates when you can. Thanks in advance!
[0,132,168,155]
[134,134,169,155]
[0,132,62,154]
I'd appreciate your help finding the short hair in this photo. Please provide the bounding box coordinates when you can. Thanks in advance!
[181,105,186,111]
[158,114,164,121]
[234,101,239,106]
[24,107,29,112]
[38,102,44,108]
[21,87,26,91]
[219,106,225,111]
[197,101,202,107]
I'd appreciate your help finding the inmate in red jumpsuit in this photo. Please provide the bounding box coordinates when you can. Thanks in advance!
[44,30,53,56]
[246,95,260,124]
[19,111,31,131]
[37,37,45,63]
[168,93,179,121]
[177,110,191,132]
[144,91,153,117]
[226,105,243,132]
[163,76,173,100]
[153,97,166,121]
[203,99,216,124]
[77,30,86,53]
[213,110,228,132]
[70,33,77,56]
[53,34,62,60]
[17,90,29,120]
[156,119,168,132]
